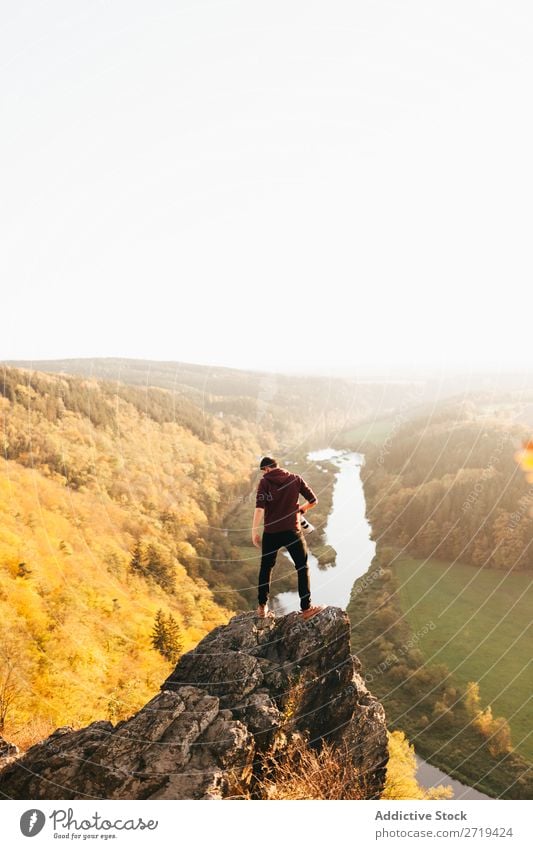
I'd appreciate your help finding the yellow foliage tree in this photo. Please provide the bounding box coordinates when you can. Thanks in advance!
[382,730,453,800]
[465,681,513,756]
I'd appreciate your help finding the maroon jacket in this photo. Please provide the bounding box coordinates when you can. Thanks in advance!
[255,467,317,533]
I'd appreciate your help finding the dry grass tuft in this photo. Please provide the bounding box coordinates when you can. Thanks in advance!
[232,733,369,800]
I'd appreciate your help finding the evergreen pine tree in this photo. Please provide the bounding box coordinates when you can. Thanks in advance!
[151,609,168,657]
[144,543,176,593]
[150,609,183,663]
[130,540,145,577]
[163,613,183,662]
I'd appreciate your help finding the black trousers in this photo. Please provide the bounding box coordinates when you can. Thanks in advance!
[258,529,311,611]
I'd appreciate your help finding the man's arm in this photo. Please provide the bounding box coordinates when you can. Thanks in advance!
[298,476,318,513]
[252,507,264,548]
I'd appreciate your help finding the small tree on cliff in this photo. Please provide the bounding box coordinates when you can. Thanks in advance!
[0,634,28,732]
[151,610,183,663]
[129,540,145,577]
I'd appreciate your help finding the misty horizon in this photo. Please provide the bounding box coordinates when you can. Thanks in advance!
[5,354,533,395]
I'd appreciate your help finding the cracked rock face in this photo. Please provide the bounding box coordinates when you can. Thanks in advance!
[0,737,19,770]
[0,607,388,799]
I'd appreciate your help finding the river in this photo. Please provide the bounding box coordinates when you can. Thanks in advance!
[274,448,375,612]
[274,447,489,801]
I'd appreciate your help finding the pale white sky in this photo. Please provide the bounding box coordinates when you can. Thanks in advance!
[1,1,532,374]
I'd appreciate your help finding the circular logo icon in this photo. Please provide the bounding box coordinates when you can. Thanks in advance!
[20,809,46,837]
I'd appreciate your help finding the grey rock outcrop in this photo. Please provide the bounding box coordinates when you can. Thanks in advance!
[0,737,19,769]
[0,607,388,799]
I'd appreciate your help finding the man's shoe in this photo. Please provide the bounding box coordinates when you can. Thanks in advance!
[256,603,275,619]
[299,605,326,621]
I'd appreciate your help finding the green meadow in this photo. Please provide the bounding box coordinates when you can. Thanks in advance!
[394,556,533,761]
[336,416,397,447]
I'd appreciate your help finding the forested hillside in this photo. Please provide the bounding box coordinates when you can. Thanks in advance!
[346,397,533,797]
[7,356,416,448]
[0,365,277,746]
[361,400,533,570]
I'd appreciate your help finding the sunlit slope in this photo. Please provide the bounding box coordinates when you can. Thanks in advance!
[0,458,229,745]
[0,365,278,744]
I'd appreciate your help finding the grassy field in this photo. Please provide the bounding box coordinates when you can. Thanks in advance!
[394,556,533,761]
[335,416,397,448]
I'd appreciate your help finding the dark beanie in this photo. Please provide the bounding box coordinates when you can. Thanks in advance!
[259,456,277,469]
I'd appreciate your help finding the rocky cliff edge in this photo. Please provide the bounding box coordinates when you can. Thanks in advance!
[0,606,388,799]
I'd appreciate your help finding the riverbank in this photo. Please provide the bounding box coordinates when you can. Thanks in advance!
[415,757,488,800]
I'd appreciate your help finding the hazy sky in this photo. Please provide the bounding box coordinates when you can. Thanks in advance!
[2,1,531,374]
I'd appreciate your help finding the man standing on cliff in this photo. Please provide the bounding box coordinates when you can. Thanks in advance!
[252,456,325,620]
